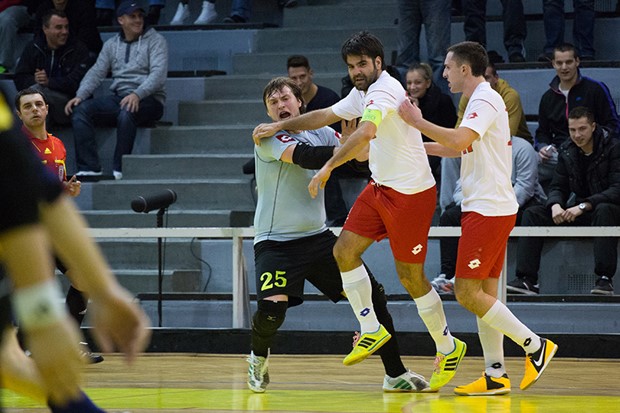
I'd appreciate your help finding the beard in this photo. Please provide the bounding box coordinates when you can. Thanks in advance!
[350,66,379,92]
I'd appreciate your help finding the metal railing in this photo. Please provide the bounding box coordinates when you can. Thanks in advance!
[89,226,620,328]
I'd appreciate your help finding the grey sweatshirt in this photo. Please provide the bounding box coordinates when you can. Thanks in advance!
[75,27,167,104]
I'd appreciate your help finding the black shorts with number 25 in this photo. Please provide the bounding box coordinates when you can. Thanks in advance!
[254,230,345,307]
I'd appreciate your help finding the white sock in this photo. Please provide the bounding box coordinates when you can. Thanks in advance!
[341,265,379,333]
[414,288,454,354]
[481,299,541,354]
[477,316,506,378]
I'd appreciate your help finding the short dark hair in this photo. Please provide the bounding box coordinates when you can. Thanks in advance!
[287,55,310,70]
[262,77,305,113]
[553,43,579,59]
[15,87,48,111]
[486,61,497,76]
[568,106,595,123]
[447,41,488,77]
[341,31,385,69]
[42,9,67,27]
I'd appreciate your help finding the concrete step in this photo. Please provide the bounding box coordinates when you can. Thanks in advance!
[82,209,241,228]
[149,126,255,154]
[253,27,399,54]
[178,100,268,126]
[123,154,253,179]
[303,0,613,14]
[97,239,202,270]
[249,18,620,68]
[85,180,255,211]
[202,74,345,100]
[136,296,620,334]
[283,3,398,28]
[233,51,348,75]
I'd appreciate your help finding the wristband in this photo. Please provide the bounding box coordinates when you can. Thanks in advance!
[12,279,66,330]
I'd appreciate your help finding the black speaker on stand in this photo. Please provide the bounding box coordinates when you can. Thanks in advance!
[131,189,177,327]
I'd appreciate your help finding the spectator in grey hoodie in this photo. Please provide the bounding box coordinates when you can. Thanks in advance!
[64,0,167,180]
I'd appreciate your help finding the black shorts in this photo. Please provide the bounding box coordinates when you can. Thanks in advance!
[254,230,344,307]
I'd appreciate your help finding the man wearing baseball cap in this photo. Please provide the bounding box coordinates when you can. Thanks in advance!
[64,0,168,180]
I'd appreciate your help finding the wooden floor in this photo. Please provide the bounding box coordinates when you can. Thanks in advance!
[3,354,620,412]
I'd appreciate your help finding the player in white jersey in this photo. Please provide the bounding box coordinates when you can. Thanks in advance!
[247,76,429,394]
[253,32,465,391]
[399,41,558,396]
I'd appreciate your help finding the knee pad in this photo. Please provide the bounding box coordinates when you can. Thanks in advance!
[252,300,288,337]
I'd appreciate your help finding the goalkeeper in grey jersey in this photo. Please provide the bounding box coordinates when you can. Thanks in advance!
[246,76,430,394]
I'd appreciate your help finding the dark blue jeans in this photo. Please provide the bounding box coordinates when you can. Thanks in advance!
[516,203,620,283]
[463,0,527,57]
[543,0,595,58]
[395,0,451,88]
[72,94,163,172]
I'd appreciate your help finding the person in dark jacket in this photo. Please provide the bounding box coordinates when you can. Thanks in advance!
[536,43,620,191]
[34,0,102,57]
[509,106,620,296]
[14,9,93,125]
[405,62,457,178]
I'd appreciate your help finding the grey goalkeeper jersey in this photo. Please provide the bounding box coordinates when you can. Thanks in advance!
[254,126,341,243]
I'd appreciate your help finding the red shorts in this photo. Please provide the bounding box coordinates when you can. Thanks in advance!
[456,212,516,279]
[343,182,436,264]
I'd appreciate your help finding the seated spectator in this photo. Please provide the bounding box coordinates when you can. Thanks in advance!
[539,0,595,61]
[287,55,341,131]
[536,43,619,192]
[64,0,167,180]
[14,10,93,126]
[508,106,620,296]
[406,62,457,178]
[0,0,37,74]
[34,0,102,58]
[432,135,547,294]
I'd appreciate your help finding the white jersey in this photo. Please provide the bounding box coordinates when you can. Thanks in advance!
[459,82,519,216]
[332,71,435,194]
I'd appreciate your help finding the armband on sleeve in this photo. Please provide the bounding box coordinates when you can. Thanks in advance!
[292,143,335,169]
[361,108,382,127]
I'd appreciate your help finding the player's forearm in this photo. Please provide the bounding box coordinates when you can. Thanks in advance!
[325,124,373,170]
[424,142,461,158]
[279,108,339,132]
[415,119,471,152]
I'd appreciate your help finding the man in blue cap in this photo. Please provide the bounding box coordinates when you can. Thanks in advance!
[64,0,168,180]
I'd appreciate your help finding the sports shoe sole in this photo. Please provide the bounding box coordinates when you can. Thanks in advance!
[454,387,511,396]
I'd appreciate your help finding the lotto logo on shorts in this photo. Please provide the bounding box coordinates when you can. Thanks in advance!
[468,259,481,269]
[411,244,423,255]
[360,308,370,317]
